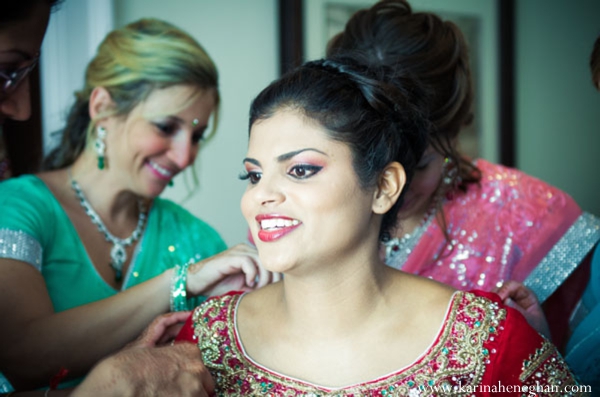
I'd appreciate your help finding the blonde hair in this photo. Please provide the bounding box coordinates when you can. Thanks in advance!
[44,18,219,169]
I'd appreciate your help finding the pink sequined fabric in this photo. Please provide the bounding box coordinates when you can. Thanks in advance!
[387,159,583,292]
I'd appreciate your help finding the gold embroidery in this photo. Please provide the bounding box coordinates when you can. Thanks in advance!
[520,339,554,381]
[520,340,585,396]
[193,292,508,396]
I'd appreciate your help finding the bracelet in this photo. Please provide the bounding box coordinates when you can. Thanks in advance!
[170,261,191,311]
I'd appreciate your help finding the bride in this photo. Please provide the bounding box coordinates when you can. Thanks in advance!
[175,55,580,395]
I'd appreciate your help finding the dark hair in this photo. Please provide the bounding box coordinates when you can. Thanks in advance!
[249,55,430,240]
[591,34,600,90]
[0,0,63,24]
[327,0,481,191]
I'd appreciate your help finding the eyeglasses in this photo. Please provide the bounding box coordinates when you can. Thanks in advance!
[0,53,40,95]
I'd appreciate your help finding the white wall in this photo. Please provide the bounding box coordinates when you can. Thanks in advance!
[114,0,279,246]
[516,0,600,216]
[41,0,114,153]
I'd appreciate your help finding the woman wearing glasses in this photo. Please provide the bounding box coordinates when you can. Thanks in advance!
[0,1,51,180]
[0,16,276,393]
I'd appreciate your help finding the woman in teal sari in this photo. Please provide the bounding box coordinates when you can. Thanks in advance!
[562,35,600,387]
[564,243,600,387]
[0,18,275,392]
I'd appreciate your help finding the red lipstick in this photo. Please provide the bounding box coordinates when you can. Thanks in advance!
[255,214,302,242]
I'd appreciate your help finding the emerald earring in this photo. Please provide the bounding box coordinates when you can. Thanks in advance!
[95,126,107,170]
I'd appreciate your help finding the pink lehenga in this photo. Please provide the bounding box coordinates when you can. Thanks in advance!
[176,290,582,396]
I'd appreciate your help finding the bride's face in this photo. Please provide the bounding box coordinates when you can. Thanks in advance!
[240,110,378,275]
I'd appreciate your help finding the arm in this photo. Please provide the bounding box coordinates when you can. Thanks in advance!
[5,312,214,397]
[0,244,267,390]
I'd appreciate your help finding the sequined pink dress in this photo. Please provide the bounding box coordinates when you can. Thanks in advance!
[385,160,600,339]
[176,290,581,396]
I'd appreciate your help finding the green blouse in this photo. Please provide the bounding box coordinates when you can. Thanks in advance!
[0,174,227,311]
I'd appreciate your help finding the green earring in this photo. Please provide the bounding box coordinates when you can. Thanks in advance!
[95,126,107,170]
[168,179,174,187]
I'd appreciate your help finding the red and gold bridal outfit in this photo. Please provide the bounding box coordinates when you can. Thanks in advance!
[176,290,583,396]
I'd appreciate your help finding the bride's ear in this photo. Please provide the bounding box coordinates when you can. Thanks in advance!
[373,162,406,214]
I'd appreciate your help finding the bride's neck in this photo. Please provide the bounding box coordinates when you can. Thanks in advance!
[275,261,394,338]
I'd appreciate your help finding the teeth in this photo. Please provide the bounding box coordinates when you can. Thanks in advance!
[149,161,172,177]
[260,218,300,230]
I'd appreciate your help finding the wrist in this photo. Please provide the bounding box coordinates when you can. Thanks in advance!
[170,261,192,312]
[185,260,208,296]
[71,358,123,397]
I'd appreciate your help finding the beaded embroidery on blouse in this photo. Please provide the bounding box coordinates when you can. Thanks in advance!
[520,339,581,394]
[192,291,507,396]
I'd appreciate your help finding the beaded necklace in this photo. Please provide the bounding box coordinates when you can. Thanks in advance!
[383,204,438,267]
[70,178,147,282]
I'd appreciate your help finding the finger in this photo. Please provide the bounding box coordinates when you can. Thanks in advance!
[157,322,187,345]
[502,281,539,310]
[228,243,259,258]
[495,280,520,301]
[240,258,259,288]
[513,289,539,311]
[199,367,215,396]
[272,272,283,283]
[137,311,192,347]
[255,262,272,289]
[177,345,215,395]
[176,371,208,397]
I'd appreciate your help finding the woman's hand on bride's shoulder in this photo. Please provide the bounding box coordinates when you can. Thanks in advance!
[495,280,551,339]
[187,243,282,296]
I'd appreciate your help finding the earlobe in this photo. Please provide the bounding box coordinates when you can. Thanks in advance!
[373,162,406,214]
[88,87,114,121]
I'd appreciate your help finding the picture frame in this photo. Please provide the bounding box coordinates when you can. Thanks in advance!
[279,0,514,165]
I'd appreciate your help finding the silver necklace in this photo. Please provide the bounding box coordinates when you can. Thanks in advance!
[383,187,446,268]
[383,211,436,268]
[70,178,147,282]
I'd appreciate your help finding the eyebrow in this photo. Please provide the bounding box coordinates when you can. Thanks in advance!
[243,148,327,167]
[160,116,207,130]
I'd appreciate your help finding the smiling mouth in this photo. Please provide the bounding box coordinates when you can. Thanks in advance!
[256,217,302,242]
[260,218,300,230]
[147,160,174,179]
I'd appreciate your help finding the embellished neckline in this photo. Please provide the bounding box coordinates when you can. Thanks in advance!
[229,290,461,391]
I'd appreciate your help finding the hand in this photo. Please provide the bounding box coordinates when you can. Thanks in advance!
[128,311,191,348]
[72,313,214,396]
[495,280,551,339]
[71,342,214,397]
[187,243,282,296]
